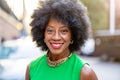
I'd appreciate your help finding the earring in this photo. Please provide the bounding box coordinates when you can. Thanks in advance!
[71,40,73,44]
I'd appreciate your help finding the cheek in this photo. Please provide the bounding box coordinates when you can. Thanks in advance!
[44,36,49,42]
[62,34,71,43]
[44,33,49,42]
[44,34,53,45]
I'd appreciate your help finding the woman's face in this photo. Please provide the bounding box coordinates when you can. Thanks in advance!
[44,18,72,55]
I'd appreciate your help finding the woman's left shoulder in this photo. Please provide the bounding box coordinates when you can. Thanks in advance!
[80,64,98,80]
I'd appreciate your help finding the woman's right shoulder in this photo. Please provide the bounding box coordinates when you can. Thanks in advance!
[30,54,46,68]
[26,55,45,80]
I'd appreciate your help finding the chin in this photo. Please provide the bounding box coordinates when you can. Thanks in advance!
[49,50,62,55]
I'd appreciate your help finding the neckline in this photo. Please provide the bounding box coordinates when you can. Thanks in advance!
[46,53,73,67]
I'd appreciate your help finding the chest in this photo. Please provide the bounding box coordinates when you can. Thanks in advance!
[30,54,83,80]
[32,64,79,80]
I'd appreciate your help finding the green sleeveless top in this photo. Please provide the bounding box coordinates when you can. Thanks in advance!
[30,53,87,80]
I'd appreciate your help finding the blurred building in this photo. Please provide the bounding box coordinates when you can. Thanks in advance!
[0,8,21,40]
[94,0,120,61]
[0,0,22,41]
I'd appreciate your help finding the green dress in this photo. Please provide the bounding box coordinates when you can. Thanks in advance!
[30,53,87,80]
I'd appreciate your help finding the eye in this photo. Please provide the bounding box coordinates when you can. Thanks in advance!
[62,29,68,32]
[46,28,54,34]
[60,29,69,34]
[47,29,53,32]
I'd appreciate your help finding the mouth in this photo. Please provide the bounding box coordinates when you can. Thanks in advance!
[50,42,63,49]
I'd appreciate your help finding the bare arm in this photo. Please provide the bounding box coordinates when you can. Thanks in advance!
[81,64,98,80]
[25,65,30,80]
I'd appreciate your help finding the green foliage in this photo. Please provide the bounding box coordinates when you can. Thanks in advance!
[80,0,109,30]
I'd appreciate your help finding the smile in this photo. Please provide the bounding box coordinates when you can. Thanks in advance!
[50,42,63,49]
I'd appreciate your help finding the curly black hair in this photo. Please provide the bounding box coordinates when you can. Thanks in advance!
[30,0,91,52]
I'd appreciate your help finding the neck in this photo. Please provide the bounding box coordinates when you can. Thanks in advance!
[47,50,71,61]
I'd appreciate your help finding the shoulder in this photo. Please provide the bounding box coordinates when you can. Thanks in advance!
[30,54,46,67]
[72,53,87,67]
[29,55,46,69]
[25,65,30,80]
[81,64,98,80]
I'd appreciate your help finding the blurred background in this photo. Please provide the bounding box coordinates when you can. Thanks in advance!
[0,0,120,80]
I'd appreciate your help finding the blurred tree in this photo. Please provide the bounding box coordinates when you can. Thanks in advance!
[80,0,109,30]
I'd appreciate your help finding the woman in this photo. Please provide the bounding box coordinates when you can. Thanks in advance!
[26,0,98,80]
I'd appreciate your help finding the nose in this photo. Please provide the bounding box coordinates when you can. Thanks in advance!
[52,31,61,40]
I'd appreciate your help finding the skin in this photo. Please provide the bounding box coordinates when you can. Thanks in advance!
[25,18,98,80]
[81,65,98,80]
[44,18,71,61]
[26,65,30,80]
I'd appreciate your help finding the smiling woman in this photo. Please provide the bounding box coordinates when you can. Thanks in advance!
[44,18,71,57]
[25,0,98,80]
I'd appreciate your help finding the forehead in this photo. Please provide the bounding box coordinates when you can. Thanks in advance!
[47,18,69,28]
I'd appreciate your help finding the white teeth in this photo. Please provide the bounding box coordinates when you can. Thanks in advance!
[52,44,61,47]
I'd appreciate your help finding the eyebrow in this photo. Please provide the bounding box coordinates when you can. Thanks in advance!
[47,25,69,28]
